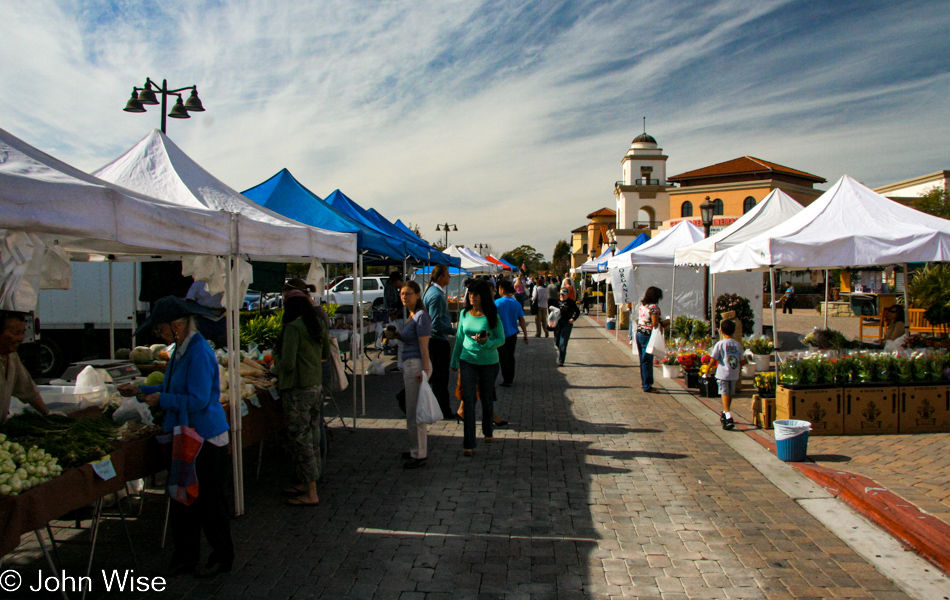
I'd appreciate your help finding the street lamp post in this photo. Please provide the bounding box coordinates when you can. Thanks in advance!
[435,223,458,249]
[700,196,716,321]
[123,78,205,133]
[474,243,491,257]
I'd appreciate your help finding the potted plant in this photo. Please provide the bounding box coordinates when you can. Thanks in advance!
[746,336,774,371]
[677,351,701,388]
[660,350,682,379]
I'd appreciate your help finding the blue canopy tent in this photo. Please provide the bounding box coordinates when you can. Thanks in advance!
[495,256,517,271]
[394,219,432,247]
[597,232,650,272]
[242,169,408,263]
[417,265,470,275]
[323,190,459,267]
[366,207,458,267]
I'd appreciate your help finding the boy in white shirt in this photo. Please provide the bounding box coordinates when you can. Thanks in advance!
[711,319,744,430]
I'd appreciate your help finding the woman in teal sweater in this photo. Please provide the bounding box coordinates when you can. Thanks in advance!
[451,279,506,456]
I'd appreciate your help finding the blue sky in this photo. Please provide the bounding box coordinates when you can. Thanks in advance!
[2,0,948,260]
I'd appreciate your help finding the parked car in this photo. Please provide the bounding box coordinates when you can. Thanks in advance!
[327,276,387,309]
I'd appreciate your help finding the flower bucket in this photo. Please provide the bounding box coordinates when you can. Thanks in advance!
[774,419,811,462]
[698,377,719,398]
[661,364,681,379]
[684,369,700,389]
[754,354,772,372]
[741,363,756,379]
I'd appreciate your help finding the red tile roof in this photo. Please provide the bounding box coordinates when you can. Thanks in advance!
[669,156,825,183]
[585,207,616,219]
[571,225,588,233]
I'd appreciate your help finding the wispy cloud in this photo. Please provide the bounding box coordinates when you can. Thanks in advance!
[2,0,948,259]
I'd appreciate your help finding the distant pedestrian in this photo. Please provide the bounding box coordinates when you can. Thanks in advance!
[560,273,576,301]
[514,276,527,307]
[635,286,664,394]
[451,280,506,456]
[781,282,795,314]
[532,277,550,337]
[495,279,529,386]
[711,319,743,430]
[553,288,580,367]
[546,277,560,305]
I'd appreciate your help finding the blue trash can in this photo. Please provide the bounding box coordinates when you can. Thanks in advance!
[774,419,811,462]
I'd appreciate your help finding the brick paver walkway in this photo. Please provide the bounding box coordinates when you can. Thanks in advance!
[5,318,912,599]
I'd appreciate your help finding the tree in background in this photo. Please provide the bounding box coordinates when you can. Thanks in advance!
[915,186,950,219]
[552,240,571,275]
[501,245,544,273]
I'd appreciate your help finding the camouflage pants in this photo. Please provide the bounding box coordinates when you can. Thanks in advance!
[281,386,322,485]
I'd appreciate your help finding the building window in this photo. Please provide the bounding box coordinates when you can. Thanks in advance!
[743,196,756,214]
[713,198,723,215]
[681,201,693,218]
[582,244,588,254]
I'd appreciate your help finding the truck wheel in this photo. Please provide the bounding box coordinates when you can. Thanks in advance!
[372,298,384,310]
[36,338,64,379]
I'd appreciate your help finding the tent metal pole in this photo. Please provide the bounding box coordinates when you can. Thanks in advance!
[403,259,408,322]
[359,254,366,416]
[711,272,717,334]
[108,262,115,360]
[352,260,358,428]
[902,263,910,315]
[769,266,778,352]
[823,269,830,329]
[669,268,676,339]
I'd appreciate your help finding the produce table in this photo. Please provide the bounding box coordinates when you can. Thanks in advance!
[0,435,163,556]
[223,390,285,449]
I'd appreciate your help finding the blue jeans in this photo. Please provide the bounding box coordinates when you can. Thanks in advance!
[554,322,573,364]
[635,331,654,391]
[459,360,498,449]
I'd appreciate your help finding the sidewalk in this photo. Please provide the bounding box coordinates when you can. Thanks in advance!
[1,317,939,598]
[591,307,950,576]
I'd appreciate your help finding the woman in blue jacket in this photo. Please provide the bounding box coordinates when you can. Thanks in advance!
[119,296,233,578]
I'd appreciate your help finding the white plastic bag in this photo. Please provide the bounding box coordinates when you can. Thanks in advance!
[547,306,561,329]
[415,372,443,424]
[367,359,386,376]
[112,397,154,426]
[645,328,667,360]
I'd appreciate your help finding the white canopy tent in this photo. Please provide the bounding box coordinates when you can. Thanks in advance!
[94,130,357,515]
[607,221,763,333]
[712,175,950,272]
[93,130,356,265]
[671,189,803,335]
[572,245,612,273]
[712,175,950,351]
[444,246,496,273]
[674,189,803,266]
[0,128,235,268]
[460,247,499,273]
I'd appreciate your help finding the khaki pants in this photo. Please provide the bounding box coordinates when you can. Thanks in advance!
[534,307,549,337]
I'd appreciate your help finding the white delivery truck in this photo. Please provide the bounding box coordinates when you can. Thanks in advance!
[25,262,147,379]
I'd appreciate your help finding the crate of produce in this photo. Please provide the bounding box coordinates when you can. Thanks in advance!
[776,386,844,435]
[843,386,899,435]
[898,384,950,434]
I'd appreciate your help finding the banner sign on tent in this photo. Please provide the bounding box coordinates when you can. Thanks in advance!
[610,265,636,305]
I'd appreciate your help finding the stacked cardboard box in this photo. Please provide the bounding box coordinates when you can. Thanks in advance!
[776,386,844,435]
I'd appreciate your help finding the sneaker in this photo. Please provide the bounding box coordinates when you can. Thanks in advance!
[721,413,735,430]
[403,458,427,469]
[499,381,512,387]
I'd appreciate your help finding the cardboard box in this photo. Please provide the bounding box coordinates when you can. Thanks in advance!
[776,386,844,435]
[843,386,899,435]
[752,394,775,429]
[899,384,950,434]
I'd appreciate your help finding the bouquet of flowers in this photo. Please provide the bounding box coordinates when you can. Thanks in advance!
[912,352,935,381]
[660,349,681,366]
[854,352,876,383]
[745,336,774,355]
[754,372,776,395]
[699,363,713,377]
[831,354,856,385]
[677,351,700,370]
